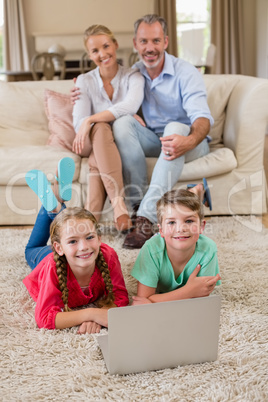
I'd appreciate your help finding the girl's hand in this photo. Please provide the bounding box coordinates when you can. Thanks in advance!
[77,321,101,334]
[55,306,108,331]
[133,114,146,127]
[77,308,109,334]
[132,296,153,305]
[72,118,91,154]
[186,264,221,298]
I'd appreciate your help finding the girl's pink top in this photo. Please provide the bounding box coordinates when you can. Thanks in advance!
[23,243,129,329]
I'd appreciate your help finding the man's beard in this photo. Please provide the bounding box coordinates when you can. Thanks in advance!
[140,51,164,69]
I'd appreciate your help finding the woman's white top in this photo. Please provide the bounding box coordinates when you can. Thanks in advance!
[73,64,145,133]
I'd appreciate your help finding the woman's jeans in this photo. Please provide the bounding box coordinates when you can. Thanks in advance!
[25,204,66,270]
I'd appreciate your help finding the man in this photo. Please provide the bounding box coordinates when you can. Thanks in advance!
[112,14,213,249]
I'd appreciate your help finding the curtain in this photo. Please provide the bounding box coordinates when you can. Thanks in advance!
[211,0,245,74]
[155,0,178,57]
[3,0,30,71]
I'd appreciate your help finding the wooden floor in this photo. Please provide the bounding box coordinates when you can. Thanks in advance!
[2,136,268,229]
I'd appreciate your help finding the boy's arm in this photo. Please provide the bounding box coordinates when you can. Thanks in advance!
[133,265,221,304]
[132,282,155,305]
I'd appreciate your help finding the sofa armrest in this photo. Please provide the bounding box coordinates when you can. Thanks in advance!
[223,76,268,171]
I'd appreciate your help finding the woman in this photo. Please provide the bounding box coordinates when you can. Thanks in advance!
[72,25,144,232]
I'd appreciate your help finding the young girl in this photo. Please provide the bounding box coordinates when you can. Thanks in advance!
[72,24,145,232]
[131,188,221,305]
[24,158,129,334]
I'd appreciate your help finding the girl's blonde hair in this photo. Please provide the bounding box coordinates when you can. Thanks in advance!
[83,24,117,49]
[50,207,115,312]
[156,189,204,224]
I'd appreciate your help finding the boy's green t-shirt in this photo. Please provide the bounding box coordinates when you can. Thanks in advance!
[131,233,221,293]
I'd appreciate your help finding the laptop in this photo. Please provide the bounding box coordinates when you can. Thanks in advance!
[97,295,221,375]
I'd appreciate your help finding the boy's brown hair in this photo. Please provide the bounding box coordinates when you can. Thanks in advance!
[156,189,204,224]
[50,207,115,312]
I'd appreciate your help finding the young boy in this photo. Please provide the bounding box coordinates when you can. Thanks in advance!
[131,189,221,305]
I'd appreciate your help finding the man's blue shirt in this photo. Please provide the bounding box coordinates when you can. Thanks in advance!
[134,52,214,133]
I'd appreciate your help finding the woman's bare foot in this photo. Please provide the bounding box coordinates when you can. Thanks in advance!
[115,214,133,233]
[111,196,133,232]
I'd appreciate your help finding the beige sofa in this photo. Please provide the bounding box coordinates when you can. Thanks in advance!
[0,74,267,225]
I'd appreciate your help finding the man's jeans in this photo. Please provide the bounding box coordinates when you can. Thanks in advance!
[113,115,210,223]
[25,205,66,270]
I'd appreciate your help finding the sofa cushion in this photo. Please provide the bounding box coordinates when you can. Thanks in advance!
[0,80,74,147]
[147,148,237,181]
[79,147,237,185]
[204,75,238,147]
[45,89,76,151]
[0,145,81,186]
[0,81,49,147]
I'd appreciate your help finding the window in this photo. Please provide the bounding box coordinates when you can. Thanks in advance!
[176,0,211,66]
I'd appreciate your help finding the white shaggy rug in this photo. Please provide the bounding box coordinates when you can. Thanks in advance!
[0,216,268,401]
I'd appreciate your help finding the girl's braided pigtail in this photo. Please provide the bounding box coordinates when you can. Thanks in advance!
[96,250,116,308]
[53,251,72,312]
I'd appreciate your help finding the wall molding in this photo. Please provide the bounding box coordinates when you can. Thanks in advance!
[32,32,134,66]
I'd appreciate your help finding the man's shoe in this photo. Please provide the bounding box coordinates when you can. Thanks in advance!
[131,203,140,224]
[123,216,154,249]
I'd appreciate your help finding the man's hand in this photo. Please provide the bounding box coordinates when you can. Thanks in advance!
[70,77,80,105]
[133,114,146,127]
[185,264,221,298]
[160,117,210,160]
[77,321,102,334]
[132,296,153,305]
[160,134,195,160]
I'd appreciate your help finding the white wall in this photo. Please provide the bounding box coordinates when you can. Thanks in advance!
[23,0,154,34]
[23,0,155,63]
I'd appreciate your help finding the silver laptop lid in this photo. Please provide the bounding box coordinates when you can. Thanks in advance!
[104,295,221,375]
